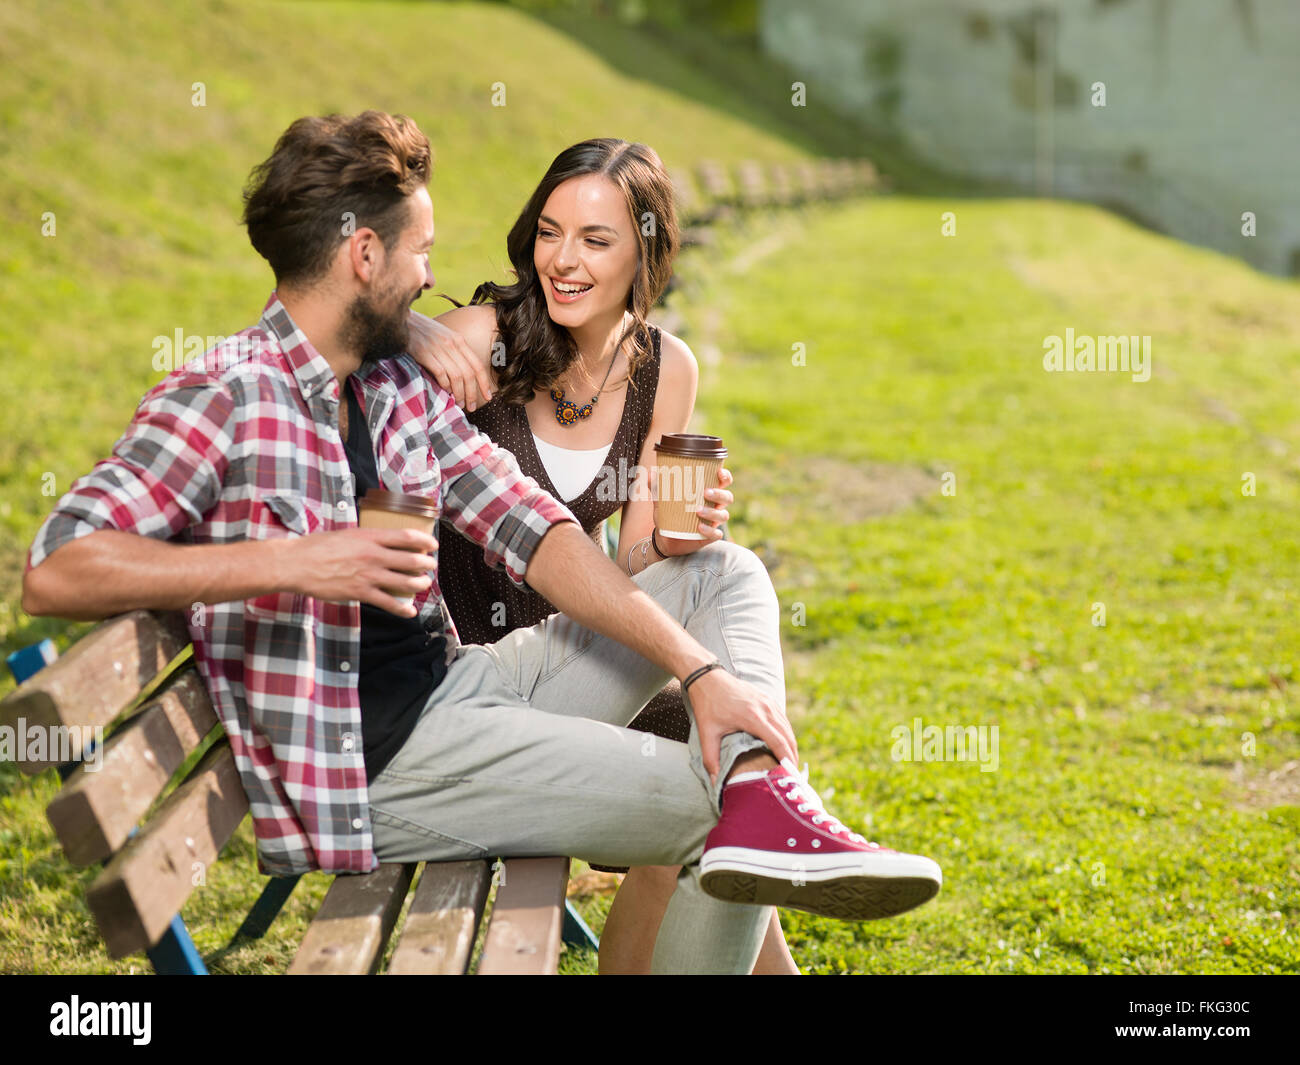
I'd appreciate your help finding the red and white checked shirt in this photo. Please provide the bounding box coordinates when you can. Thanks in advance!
[27,294,578,875]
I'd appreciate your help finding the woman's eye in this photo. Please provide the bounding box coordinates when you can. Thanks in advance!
[586,239,609,248]
[537,228,557,239]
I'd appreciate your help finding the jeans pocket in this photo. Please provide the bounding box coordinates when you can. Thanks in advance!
[465,642,521,700]
[368,804,489,862]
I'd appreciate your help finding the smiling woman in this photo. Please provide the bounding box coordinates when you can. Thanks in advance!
[466,138,679,412]
[404,138,799,974]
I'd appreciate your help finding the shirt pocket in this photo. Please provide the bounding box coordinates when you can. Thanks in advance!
[245,493,324,619]
[260,493,324,536]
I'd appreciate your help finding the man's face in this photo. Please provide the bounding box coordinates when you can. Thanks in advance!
[346,187,436,364]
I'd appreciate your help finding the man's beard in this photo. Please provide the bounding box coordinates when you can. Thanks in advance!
[343,285,415,365]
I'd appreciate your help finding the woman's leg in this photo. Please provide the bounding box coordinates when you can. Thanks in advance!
[753,908,800,974]
[597,865,678,974]
[480,540,789,972]
[599,864,801,974]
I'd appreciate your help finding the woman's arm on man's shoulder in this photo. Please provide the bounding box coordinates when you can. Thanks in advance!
[407,302,500,411]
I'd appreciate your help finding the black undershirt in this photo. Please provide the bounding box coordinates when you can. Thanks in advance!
[341,382,447,782]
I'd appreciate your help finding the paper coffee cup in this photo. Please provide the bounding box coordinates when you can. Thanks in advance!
[653,434,727,540]
[357,489,439,607]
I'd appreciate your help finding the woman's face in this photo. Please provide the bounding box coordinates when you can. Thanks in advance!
[533,173,639,334]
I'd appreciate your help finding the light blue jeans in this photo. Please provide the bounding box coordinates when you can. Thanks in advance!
[367,539,784,973]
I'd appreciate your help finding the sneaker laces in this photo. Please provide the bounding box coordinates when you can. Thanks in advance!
[775,758,873,846]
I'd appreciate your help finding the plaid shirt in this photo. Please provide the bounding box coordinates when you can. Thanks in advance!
[27,294,577,875]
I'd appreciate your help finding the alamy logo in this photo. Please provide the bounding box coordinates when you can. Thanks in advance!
[152,330,276,373]
[49,997,151,1045]
[0,719,103,771]
[1042,329,1151,382]
[890,716,1000,772]
[593,457,711,505]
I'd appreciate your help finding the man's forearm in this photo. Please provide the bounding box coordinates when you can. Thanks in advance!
[22,530,290,621]
[523,521,715,681]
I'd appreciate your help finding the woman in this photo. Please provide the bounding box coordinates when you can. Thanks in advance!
[407,139,797,974]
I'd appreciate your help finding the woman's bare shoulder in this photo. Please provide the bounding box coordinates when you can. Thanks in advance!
[649,328,700,426]
[655,328,700,386]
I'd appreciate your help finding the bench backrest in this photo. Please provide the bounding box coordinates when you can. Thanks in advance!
[0,609,248,959]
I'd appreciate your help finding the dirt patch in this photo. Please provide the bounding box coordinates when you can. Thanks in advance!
[566,869,623,898]
[746,456,941,526]
[1229,759,1300,813]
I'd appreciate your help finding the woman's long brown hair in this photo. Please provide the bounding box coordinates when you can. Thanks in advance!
[470,138,680,405]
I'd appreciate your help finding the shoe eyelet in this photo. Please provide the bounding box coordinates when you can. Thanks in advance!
[812,840,821,848]
[786,837,797,847]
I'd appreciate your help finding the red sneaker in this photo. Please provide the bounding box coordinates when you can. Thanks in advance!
[700,760,942,920]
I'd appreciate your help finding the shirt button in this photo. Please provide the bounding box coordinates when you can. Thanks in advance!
[341,732,355,752]
[340,660,351,672]
[351,818,363,830]
[337,499,349,511]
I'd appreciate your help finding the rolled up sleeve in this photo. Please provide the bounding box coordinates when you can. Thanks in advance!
[27,375,235,571]
[429,393,578,586]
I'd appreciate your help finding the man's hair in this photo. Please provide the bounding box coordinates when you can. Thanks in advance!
[242,111,432,286]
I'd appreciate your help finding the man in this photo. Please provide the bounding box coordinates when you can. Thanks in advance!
[22,111,940,973]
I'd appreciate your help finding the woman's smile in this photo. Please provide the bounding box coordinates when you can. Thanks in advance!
[548,275,595,303]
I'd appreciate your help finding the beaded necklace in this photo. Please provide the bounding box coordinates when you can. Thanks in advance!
[550,329,624,427]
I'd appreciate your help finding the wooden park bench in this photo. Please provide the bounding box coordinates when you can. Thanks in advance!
[669,168,716,247]
[1,609,600,974]
[735,160,769,209]
[765,162,798,209]
[695,159,737,214]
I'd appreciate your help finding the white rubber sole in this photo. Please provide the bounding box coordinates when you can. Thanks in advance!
[700,846,942,921]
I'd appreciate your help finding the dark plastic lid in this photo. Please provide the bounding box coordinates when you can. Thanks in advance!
[358,489,439,517]
[653,433,727,459]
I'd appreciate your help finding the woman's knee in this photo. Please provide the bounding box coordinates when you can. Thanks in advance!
[686,538,769,581]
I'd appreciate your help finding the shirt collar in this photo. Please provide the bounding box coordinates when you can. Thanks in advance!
[258,292,339,403]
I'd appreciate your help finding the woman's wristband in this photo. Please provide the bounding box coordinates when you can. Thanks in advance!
[650,528,668,559]
[682,661,724,693]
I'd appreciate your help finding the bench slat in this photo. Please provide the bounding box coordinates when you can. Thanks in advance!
[477,857,569,975]
[386,860,491,975]
[287,863,416,975]
[46,669,218,866]
[1,610,190,772]
[86,741,249,958]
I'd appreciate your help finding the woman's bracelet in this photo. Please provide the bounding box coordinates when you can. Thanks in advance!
[627,533,670,576]
[650,528,668,559]
[627,535,654,576]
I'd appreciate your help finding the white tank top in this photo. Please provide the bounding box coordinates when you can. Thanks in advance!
[531,433,613,502]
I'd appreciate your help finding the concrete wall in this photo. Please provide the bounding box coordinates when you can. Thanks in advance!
[761,0,1300,275]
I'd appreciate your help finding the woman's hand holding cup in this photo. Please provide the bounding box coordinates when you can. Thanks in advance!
[650,464,734,556]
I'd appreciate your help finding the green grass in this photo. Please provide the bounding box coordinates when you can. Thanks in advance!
[676,198,1300,973]
[2,0,1297,974]
[0,0,908,976]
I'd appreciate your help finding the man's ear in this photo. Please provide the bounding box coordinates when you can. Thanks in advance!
[346,227,385,286]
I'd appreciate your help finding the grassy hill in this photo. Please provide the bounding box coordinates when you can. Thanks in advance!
[0,0,866,648]
[0,0,907,975]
